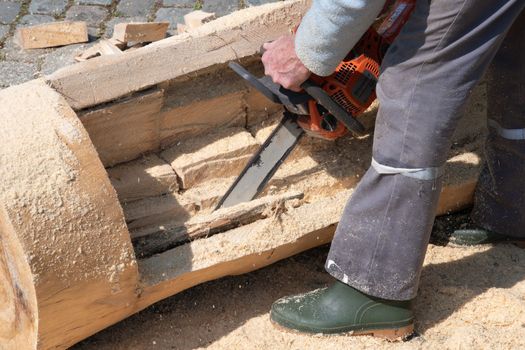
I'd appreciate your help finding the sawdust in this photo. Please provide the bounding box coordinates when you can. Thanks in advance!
[75,241,525,350]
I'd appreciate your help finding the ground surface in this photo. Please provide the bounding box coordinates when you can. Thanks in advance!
[74,214,525,350]
[0,0,281,88]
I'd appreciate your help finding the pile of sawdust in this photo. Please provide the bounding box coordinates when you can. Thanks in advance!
[74,240,525,350]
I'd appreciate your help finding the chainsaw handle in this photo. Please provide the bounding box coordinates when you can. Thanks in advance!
[300,80,366,136]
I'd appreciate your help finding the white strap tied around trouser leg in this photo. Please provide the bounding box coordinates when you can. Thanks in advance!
[488,119,525,140]
[371,158,443,180]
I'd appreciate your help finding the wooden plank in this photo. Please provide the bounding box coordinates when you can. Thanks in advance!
[113,22,169,43]
[160,127,259,189]
[184,10,216,29]
[160,91,246,147]
[79,89,164,167]
[132,191,304,257]
[45,0,310,110]
[107,154,179,203]
[16,21,88,49]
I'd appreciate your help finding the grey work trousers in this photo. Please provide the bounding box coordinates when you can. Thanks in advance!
[326,0,525,301]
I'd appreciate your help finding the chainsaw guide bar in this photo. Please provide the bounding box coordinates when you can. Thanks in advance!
[216,112,304,209]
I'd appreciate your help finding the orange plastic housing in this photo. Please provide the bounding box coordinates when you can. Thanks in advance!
[304,54,380,140]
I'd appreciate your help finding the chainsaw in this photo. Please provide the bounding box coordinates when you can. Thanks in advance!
[216,0,416,209]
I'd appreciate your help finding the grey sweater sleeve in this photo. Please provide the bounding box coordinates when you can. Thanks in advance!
[295,0,386,76]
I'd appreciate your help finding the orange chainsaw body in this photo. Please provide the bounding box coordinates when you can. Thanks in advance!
[297,0,416,140]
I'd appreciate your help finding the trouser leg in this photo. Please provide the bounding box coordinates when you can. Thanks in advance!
[326,0,525,301]
[471,13,525,236]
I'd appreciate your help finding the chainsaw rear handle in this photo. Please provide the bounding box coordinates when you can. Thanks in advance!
[300,80,366,136]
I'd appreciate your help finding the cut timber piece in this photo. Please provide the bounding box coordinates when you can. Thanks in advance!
[75,38,126,62]
[46,0,310,109]
[160,91,246,147]
[160,127,259,189]
[79,89,164,167]
[184,10,216,29]
[113,22,169,43]
[132,191,304,257]
[107,154,179,203]
[0,79,138,350]
[123,193,197,230]
[16,21,88,49]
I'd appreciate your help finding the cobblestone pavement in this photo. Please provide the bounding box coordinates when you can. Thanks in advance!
[0,0,280,88]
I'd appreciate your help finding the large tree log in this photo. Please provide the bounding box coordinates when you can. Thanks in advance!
[0,80,481,350]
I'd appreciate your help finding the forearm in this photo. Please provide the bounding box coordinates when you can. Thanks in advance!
[295,0,386,76]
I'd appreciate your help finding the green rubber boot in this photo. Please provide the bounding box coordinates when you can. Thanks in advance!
[270,281,414,341]
[450,228,525,247]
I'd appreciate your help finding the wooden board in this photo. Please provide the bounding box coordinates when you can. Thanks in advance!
[113,22,169,43]
[79,89,164,167]
[16,21,88,49]
[46,1,310,110]
[107,154,179,203]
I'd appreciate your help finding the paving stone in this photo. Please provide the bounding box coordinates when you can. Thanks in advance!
[29,0,68,16]
[162,0,195,7]
[202,0,239,17]
[75,0,113,5]
[104,16,148,37]
[155,7,192,35]
[0,24,9,41]
[2,36,51,62]
[0,60,38,88]
[117,0,156,18]
[65,5,109,28]
[40,42,94,75]
[0,2,21,24]
[18,14,56,27]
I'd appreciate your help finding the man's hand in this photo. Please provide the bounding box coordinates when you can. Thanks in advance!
[261,35,311,92]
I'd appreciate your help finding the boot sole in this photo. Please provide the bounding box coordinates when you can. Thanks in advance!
[271,318,414,342]
[450,240,525,248]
